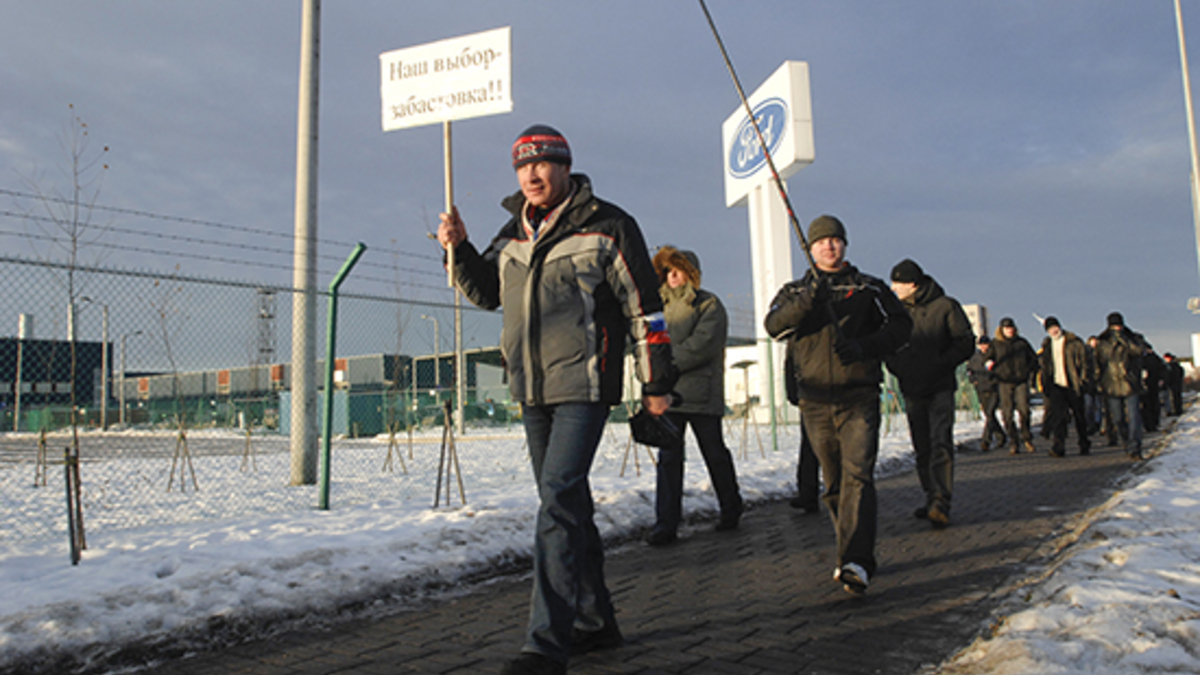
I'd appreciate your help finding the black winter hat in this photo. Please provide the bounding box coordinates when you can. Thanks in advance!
[1107,312,1125,327]
[511,124,571,169]
[978,336,991,345]
[1043,316,1060,331]
[807,215,847,245]
[890,259,925,284]
[999,317,1016,329]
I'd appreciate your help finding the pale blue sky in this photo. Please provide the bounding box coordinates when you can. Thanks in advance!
[2,1,1199,355]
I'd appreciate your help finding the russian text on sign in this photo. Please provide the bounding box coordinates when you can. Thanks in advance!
[380,26,512,131]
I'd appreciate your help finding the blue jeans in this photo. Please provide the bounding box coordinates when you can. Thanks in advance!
[1106,394,1143,456]
[521,402,615,663]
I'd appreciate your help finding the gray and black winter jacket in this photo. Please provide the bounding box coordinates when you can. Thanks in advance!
[450,174,675,406]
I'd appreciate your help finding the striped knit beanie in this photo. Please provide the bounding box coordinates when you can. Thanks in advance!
[512,124,571,169]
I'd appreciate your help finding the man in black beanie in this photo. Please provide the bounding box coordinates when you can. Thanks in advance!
[766,215,911,595]
[989,317,1039,454]
[884,259,974,527]
[439,124,676,675]
[967,336,1006,451]
[1039,316,1091,457]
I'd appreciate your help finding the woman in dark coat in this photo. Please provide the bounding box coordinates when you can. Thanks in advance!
[645,246,743,546]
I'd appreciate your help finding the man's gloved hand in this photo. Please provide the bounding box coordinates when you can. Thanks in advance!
[834,335,867,365]
[809,275,831,305]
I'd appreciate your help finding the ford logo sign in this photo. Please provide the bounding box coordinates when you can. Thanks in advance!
[727,98,788,179]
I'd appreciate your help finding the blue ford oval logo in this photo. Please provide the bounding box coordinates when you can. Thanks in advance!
[728,98,789,179]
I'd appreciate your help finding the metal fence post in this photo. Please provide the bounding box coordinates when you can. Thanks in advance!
[319,243,367,510]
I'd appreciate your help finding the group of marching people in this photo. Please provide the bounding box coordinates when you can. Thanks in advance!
[967,312,1187,463]
[437,123,1186,673]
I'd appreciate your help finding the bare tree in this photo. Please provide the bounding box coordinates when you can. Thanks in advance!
[148,272,197,492]
[13,105,111,460]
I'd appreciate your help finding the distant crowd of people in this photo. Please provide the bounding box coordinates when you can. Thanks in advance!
[966,312,1187,464]
[437,123,1187,674]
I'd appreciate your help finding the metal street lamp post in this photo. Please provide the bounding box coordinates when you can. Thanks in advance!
[120,331,143,427]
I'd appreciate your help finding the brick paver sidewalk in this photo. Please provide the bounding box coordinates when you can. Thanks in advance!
[133,426,1162,675]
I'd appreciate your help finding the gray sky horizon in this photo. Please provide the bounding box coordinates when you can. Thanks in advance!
[3,1,1200,358]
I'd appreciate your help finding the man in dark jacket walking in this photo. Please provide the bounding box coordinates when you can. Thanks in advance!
[1038,317,1091,457]
[1164,352,1186,416]
[1142,346,1165,432]
[765,215,911,595]
[439,125,675,675]
[884,259,974,527]
[967,337,1006,451]
[1096,312,1146,459]
[989,317,1039,454]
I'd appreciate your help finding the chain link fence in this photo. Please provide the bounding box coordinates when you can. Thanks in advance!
[0,255,521,547]
[1,255,988,552]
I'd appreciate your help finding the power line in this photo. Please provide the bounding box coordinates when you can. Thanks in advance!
[0,228,455,296]
[0,187,443,264]
[0,209,444,280]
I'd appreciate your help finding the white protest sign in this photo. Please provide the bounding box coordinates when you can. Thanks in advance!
[380,26,512,131]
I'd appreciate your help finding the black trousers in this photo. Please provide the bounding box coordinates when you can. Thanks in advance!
[795,424,820,509]
[1044,383,1090,453]
[653,412,743,534]
[903,390,955,511]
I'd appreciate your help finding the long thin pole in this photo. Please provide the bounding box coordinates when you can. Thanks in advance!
[1175,0,1200,284]
[290,0,320,485]
[120,335,127,427]
[100,305,108,430]
[444,121,466,435]
[698,0,818,276]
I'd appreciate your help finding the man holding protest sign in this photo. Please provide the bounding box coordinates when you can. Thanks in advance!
[438,124,675,675]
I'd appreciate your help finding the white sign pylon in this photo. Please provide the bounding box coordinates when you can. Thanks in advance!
[721,61,814,420]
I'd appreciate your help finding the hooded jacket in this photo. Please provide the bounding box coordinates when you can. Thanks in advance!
[765,263,912,403]
[451,174,675,405]
[883,277,974,397]
[652,247,727,416]
[1096,326,1146,398]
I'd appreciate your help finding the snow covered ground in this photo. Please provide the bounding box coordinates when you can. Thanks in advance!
[1,405,1198,674]
[937,406,1200,675]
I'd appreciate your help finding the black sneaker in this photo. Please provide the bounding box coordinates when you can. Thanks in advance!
[913,506,929,520]
[571,623,623,655]
[498,653,566,675]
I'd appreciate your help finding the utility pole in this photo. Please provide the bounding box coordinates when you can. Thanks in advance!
[1175,0,1200,283]
[290,0,321,485]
